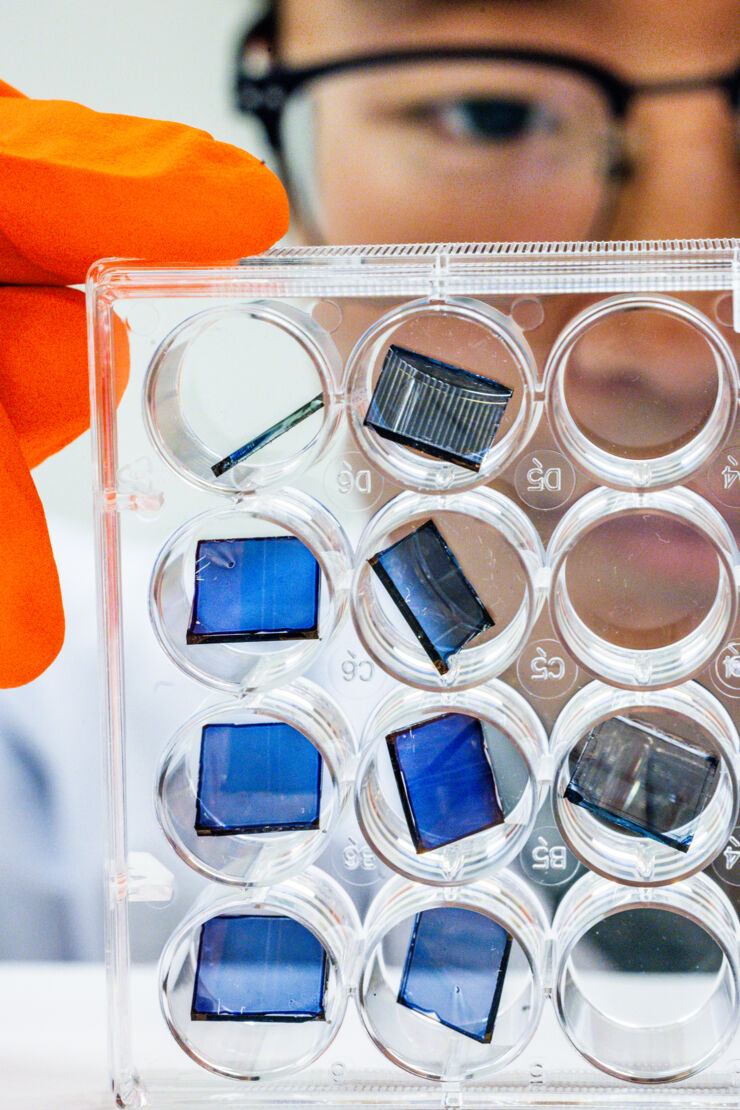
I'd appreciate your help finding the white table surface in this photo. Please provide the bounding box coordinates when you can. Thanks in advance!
[3,962,110,1108]
[5,961,733,1108]
[0,962,140,1109]
[0,960,380,1109]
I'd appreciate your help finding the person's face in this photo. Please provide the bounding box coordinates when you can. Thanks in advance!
[278,0,740,244]
[269,1,740,653]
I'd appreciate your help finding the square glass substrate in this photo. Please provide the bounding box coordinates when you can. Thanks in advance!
[196,721,322,835]
[370,520,494,675]
[387,713,504,852]
[398,906,512,1042]
[564,716,719,852]
[187,536,320,644]
[192,914,328,1021]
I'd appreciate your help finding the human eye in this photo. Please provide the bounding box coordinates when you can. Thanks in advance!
[401,95,560,145]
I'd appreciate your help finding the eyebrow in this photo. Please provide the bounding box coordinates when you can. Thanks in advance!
[356,0,556,21]
[364,0,547,7]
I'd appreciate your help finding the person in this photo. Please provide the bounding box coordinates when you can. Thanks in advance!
[234,0,740,245]
[0,0,738,958]
[228,0,740,976]
[210,0,740,977]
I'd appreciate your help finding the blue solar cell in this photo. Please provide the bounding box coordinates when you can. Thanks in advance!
[564,716,719,853]
[398,906,511,1043]
[186,536,320,644]
[387,713,504,853]
[364,345,513,471]
[192,914,328,1022]
[370,519,494,674]
[196,721,323,835]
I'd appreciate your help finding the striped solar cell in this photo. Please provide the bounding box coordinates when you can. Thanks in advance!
[365,345,513,471]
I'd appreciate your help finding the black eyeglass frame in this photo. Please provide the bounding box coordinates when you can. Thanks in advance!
[234,40,740,153]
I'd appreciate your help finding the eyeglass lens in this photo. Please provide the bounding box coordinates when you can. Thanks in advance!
[279,59,624,242]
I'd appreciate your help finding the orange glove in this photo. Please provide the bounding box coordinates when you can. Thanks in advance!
[0,79,288,687]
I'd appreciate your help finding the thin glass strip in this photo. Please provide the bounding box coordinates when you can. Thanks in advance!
[212,393,324,477]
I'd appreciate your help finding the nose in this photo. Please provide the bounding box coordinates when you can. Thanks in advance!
[558,91,740,462]
[607,89,740,240]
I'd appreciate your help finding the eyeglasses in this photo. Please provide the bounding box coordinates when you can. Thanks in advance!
[234,43,740,242]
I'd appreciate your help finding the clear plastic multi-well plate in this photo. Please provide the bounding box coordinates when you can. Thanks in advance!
[88,239,740,1107]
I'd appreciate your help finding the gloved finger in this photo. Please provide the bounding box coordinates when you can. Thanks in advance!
[0,79,23,97]
[0,400,64,687]
[0,94,289,285]
[0,285,129,469]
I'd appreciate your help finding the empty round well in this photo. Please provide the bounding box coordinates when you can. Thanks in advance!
[552,870,740,1082]
[546,485,738,689]
[544,294,738,491]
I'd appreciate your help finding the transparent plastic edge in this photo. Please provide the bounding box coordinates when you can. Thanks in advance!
[86,242,740,1108]
[86,275,143,1106]
[88,239,740,302]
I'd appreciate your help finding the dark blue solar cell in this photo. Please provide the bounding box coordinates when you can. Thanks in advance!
[398,906,511,1043]
[564,716,719,853]
[387,713,504,853]
[196,721,323,835]
[186,536,320,644]
[370,519,494,674]
[192,914,328,1021]
[364,345,513,471]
